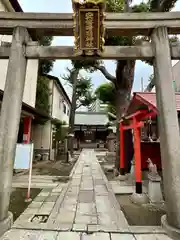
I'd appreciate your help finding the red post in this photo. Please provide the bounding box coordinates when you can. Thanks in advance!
[23,117,32,144]
[133,117,142,194]
[120,122,125,175]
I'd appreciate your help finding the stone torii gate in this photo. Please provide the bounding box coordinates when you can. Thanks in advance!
[0,0,180,238]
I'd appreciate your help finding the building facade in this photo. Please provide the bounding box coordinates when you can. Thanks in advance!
[0,0,38,109]
[151,61,180,93]
[32,75,71,160]
[74,112,109,148]
[172,61,180,92]
[0,1,71,161]
[0,0,42,145]
[50,75,71,124]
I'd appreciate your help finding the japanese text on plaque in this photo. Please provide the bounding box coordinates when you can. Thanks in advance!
[85,12,94,48]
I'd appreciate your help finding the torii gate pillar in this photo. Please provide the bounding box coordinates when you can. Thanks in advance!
[0,27,29,236]
[152,26,180,239]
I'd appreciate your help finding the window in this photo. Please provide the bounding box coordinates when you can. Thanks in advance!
[67,109,70,116]
[63,104,66,114]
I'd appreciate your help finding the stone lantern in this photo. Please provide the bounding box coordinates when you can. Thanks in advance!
[72,0,105,56]
[107,132,116,152]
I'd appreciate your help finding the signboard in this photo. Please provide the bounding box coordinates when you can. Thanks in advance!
[14,143,34,201]
[72,0,105,56]
[79,9,100,50]
[14,143,34,169]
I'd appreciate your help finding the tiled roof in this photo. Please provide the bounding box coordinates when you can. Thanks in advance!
[133,92,180,112]
[75,112,109,126]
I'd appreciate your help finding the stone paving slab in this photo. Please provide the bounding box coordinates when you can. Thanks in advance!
[135,234,173,240]
[129,226,166,234]
[82,232,110,240]
[0,229,174,240]
[12,175,68,189]
[12,183,58,189]
[111,234,136,240]
[110,181,147,195]
[57,232,80,240]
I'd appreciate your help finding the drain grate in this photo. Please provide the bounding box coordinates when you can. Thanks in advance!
[31,214,49,223]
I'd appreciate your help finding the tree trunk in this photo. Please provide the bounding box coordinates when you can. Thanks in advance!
[115,90,129,171]
[68,69,79,157]
[114,60,135,172]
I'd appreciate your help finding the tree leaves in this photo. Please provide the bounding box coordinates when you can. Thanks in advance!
[95,83,116,104]
[35,76,50,115]
[62,69,95,109]
[38,36,55,75]
[105,0,124,12]
[132,2,150,12]
[35,36,54,120]
[150,0,178,12]
[95,83,116,114]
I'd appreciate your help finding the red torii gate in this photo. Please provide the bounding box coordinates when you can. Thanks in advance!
[119,109,157,194]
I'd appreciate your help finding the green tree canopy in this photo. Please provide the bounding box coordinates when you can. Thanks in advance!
[35,75,51,114]
[38,36,55,75]
[95,83,115,105]
[35,36,54,117]
[95,83,116,115]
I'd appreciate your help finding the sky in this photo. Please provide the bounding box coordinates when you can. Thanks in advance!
[18,0,180,97]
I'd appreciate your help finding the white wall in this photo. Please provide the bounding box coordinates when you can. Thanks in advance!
[173,61,180,92]
[31,121,57,160]
[31,121,51,150]
[52,82,70,124]
[151,61,180,93]
[0,1,39,108]
[23,60,39,107]
[0,59,38,108]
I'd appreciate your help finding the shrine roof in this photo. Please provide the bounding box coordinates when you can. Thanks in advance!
[75,112,109,126]
[127,92,180,115]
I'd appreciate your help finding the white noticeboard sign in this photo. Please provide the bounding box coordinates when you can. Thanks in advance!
[14,143,34,201]
[14,143,34,170]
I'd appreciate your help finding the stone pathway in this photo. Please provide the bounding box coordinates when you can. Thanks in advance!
[12,175,68,189]
[0,149,173,239]
[0,230,174,240]
[109,180,148,195]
